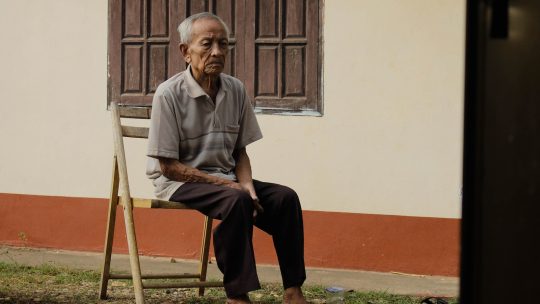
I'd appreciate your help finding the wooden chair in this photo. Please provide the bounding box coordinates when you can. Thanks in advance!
[99,102,223,303]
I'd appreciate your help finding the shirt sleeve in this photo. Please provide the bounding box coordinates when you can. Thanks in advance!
[236,85,263,149]
[147,88,180,159]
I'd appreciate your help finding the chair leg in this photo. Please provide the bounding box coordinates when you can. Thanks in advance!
[122,202,145,304]
[99,158,120,299]
[111,105,145,303]
[198,216,214,296]
[99,196,119,299]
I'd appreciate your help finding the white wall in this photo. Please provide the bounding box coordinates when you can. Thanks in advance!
[0,0,111,197]
[0,0,465,218]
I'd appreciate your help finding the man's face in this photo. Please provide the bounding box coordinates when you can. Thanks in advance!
[182,18,229,79]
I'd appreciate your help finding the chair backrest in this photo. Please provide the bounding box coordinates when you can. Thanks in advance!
[109,102,153,209]
[110,102,152,139]
[110,102,189,209]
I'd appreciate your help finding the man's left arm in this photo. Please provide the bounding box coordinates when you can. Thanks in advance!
[234,147,264,216]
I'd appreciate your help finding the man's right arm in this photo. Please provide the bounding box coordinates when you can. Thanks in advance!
[158,157,242,190]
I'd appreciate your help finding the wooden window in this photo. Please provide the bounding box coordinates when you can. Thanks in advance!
[108,0,323,115]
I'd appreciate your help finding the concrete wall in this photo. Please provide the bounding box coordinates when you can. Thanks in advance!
[0,0,465,218]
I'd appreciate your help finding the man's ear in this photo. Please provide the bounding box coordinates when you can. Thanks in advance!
[179,43,191,64]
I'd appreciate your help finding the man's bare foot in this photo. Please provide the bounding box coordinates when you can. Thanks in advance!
[226,294,252,304]
[283,287,308,304]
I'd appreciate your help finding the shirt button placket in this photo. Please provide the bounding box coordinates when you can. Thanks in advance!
[210,96,219,129]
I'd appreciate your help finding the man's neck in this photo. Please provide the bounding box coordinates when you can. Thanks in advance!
[191,67,220,101]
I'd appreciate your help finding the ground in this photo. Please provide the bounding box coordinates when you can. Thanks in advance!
[0,262,457,304]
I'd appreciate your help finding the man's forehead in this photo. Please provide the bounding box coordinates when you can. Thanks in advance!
[192,18,227,37]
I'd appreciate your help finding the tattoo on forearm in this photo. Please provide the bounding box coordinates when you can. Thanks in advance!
[160,158,229,186]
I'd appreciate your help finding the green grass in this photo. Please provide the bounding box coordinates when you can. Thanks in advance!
[0,262,458,303]
[0,262,100,284]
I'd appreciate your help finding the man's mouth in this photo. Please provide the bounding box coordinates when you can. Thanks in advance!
[204,61,225,74]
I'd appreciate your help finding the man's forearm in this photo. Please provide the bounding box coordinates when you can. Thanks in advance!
[158,157,235,186]
[234,148,264,215]
[234,148,254,187]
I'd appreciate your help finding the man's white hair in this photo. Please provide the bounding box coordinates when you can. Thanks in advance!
[177,12,230,44]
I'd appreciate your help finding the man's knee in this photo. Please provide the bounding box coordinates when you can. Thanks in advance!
[283,186,300,201]
[226,189,254,214]
[274,185,302,211]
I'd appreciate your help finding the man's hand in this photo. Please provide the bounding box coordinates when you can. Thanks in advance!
[224,181,243,191]
[231,147,263,219]
[240,182,264,219]
[225,181,264,218]
[252,198,264,219]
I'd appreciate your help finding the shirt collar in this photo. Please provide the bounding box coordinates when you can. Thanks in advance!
[184,65,229,99]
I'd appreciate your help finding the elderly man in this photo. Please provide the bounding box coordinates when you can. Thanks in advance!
[146,12,307,304]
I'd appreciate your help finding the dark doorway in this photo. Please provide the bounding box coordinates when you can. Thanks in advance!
[461,0,540,303]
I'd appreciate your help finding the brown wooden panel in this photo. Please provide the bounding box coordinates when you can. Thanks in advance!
[147,44,168,93]
[215,0,235,37]
[233,0,247,84]
[190,0,209,14]
[224,46,235,76]
[284,0,306,38]
[257,0,278,38]
[283,45,305,97]
[109,0,122,103]
[124,0,143,37]
[256,45,278,96]
[170,0,186,75]
[243,0,256,101]
[149,0,169,37]
[123,44,143,93]
[255,97,307,110]
[305,0,320,109]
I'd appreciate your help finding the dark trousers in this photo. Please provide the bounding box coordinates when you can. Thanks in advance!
[170,179,306,297]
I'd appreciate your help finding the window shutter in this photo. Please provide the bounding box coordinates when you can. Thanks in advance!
[109,0,175,105]
[108,0,322,115]
[244,0,321,114]
[108,0,240,106]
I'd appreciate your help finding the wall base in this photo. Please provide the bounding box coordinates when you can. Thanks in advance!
[0,193,459,276]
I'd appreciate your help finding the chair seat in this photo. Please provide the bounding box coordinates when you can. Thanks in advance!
[125,197,191,209]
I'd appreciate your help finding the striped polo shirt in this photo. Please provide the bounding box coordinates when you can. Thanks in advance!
[146,67,263,200]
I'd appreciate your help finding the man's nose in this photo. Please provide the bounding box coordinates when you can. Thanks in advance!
[210,43,224,57]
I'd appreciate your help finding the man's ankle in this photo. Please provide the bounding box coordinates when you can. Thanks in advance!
[226,293,252,304]
[284,286,307,304]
